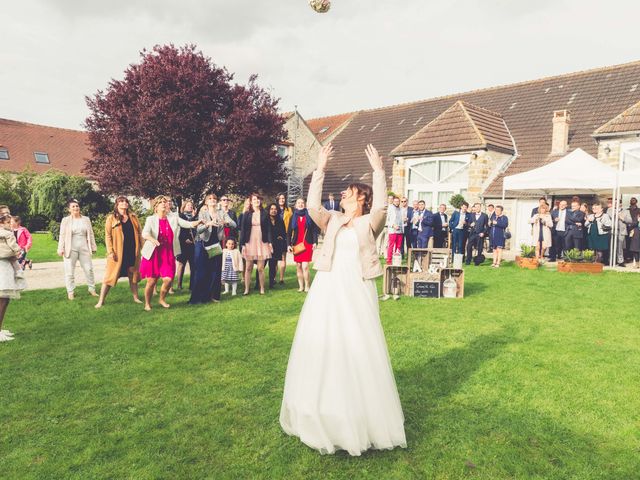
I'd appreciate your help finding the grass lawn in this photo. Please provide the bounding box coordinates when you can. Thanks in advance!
[27,232,107,263]
[1,264,639,479]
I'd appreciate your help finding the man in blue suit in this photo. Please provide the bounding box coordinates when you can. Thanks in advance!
[323,193,340,212]
[449,202,471,255]
[416,200,434,248]
[466,203,489,265]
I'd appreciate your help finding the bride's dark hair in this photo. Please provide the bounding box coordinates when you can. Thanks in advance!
[347,182,373,215]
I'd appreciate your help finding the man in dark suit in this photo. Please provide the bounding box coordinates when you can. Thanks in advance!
[432,203,448,248]
[465,203,489,265]
[449,202,472,256]
[564,200,585,251]
[531,197,548,217]
[417,201,434,248]
[323,193,340,212]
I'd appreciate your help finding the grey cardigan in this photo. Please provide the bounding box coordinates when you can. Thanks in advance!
[196,208,236,243]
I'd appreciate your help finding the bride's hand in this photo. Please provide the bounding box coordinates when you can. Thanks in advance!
[317,144,334,172]
[365,144,383,172]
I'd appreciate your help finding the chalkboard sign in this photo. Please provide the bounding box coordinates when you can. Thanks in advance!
[413,280,440,298]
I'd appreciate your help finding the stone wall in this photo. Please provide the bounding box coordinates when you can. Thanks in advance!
[284,113,321,179]
[468,150,513,204]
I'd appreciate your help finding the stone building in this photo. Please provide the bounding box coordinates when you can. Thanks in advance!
[304,60,640,247]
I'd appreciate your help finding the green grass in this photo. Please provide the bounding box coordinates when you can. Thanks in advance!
[27,232,106,263]
[1,264,639,479]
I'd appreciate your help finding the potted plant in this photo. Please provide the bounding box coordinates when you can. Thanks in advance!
[557,248,604,273]
[515,244,539,269]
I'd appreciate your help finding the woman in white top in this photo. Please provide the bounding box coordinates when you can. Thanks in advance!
[57,199,98,300]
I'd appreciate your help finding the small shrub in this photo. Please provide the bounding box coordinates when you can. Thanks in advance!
[582,249,596,263]
[450,194,466,210]
[92,214,107,247]
[519,244,536,258]
[563,248,583,263]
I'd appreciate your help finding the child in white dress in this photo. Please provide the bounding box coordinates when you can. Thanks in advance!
[221,238,242,296]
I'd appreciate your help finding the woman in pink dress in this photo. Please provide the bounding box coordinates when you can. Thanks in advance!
[288,198,318,292]
[140,195,199,311]
[239,194,272,295]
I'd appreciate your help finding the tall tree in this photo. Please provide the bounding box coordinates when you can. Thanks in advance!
[84,44,288,202]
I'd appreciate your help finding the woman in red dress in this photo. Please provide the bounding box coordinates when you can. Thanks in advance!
[288,198,319,292]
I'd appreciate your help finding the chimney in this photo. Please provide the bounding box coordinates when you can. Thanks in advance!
[551,110,571,155]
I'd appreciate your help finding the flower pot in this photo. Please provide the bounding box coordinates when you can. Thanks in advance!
[515,256,539,269]
[557,261,604,274]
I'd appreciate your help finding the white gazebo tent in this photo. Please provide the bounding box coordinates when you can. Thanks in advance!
[502,148,619,266]
[610,167,640,266]
[502,148,617,196]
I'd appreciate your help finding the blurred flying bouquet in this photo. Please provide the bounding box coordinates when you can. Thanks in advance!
[309,0,331,13]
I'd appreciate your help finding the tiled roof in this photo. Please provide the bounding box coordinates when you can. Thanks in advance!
[593,99,640,136]
[306,112,356,142]
[391,101,515,156]
[0,118,90,176]
[308,60,640,197]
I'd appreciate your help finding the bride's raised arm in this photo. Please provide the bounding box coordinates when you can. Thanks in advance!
[365,144,387,237]
[307,144,334,232]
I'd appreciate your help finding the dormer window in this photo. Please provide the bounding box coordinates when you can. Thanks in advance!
[318,127,329,134]
[0,148,8,160]
[34,152,50,164]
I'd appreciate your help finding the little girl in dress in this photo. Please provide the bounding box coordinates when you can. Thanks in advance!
[221,238,243,296]
[0,214,24,278]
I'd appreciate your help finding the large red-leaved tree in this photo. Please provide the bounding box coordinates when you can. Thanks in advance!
[84,44,288,202]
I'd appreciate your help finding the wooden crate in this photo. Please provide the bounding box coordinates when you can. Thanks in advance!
[382,265,409,296]
[440,268,465,298]
[407,248,452,273]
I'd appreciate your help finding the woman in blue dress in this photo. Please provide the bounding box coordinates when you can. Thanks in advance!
[489,205,508,268]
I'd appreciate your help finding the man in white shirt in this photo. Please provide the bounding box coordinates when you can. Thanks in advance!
[385,196,404,264]
[551,200,568,260]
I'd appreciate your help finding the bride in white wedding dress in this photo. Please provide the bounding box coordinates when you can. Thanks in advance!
[280,144,406,456]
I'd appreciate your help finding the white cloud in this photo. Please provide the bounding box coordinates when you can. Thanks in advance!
[1,0,638,129]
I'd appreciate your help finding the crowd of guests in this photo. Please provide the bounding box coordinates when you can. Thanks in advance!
[528,195,640,267]
[0,193,323,341]
[382,193,640,268]
[384,196,509,267]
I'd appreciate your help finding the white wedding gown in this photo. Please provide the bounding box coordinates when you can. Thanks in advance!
[280,227,407,456]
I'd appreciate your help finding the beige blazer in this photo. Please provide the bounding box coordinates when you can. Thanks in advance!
[141,214,195,260]
[307,169,387,279]
[529,213,553,249]
[57,215,97,258]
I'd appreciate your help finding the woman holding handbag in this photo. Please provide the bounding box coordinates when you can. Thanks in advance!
[175,199,197,291]
[586,203,612,264]
[288,198,318,292]
[189,193,236,304]
[529,203,552,262]
[140,196,200,311]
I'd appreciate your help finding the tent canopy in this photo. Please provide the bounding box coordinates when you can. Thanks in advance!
[620,168,640,193]
[502,148,616,195]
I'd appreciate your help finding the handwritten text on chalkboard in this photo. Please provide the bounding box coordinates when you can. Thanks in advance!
[413,280,440,298]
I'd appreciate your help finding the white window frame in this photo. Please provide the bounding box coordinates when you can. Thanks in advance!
[405,154,470,210]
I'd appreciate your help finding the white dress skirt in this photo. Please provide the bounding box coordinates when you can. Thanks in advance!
[280,227,406,456]
[0,258,26,299]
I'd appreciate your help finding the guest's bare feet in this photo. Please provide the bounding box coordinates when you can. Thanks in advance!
[95,302,103,309]
[144,304,152,311]
[133,297,143,304]
[67,292,75,300]
[159,301,170,308]
[88,289,99,297]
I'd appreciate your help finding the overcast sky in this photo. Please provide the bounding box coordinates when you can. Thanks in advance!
[2,0,639,130]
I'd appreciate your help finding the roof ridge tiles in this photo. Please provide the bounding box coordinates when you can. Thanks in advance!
[352,59,640,116]
[0,117,86,135]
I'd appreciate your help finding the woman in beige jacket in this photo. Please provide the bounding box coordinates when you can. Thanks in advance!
[280,144,406,456]
[530,203,553,260]
[57,199,98,300]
